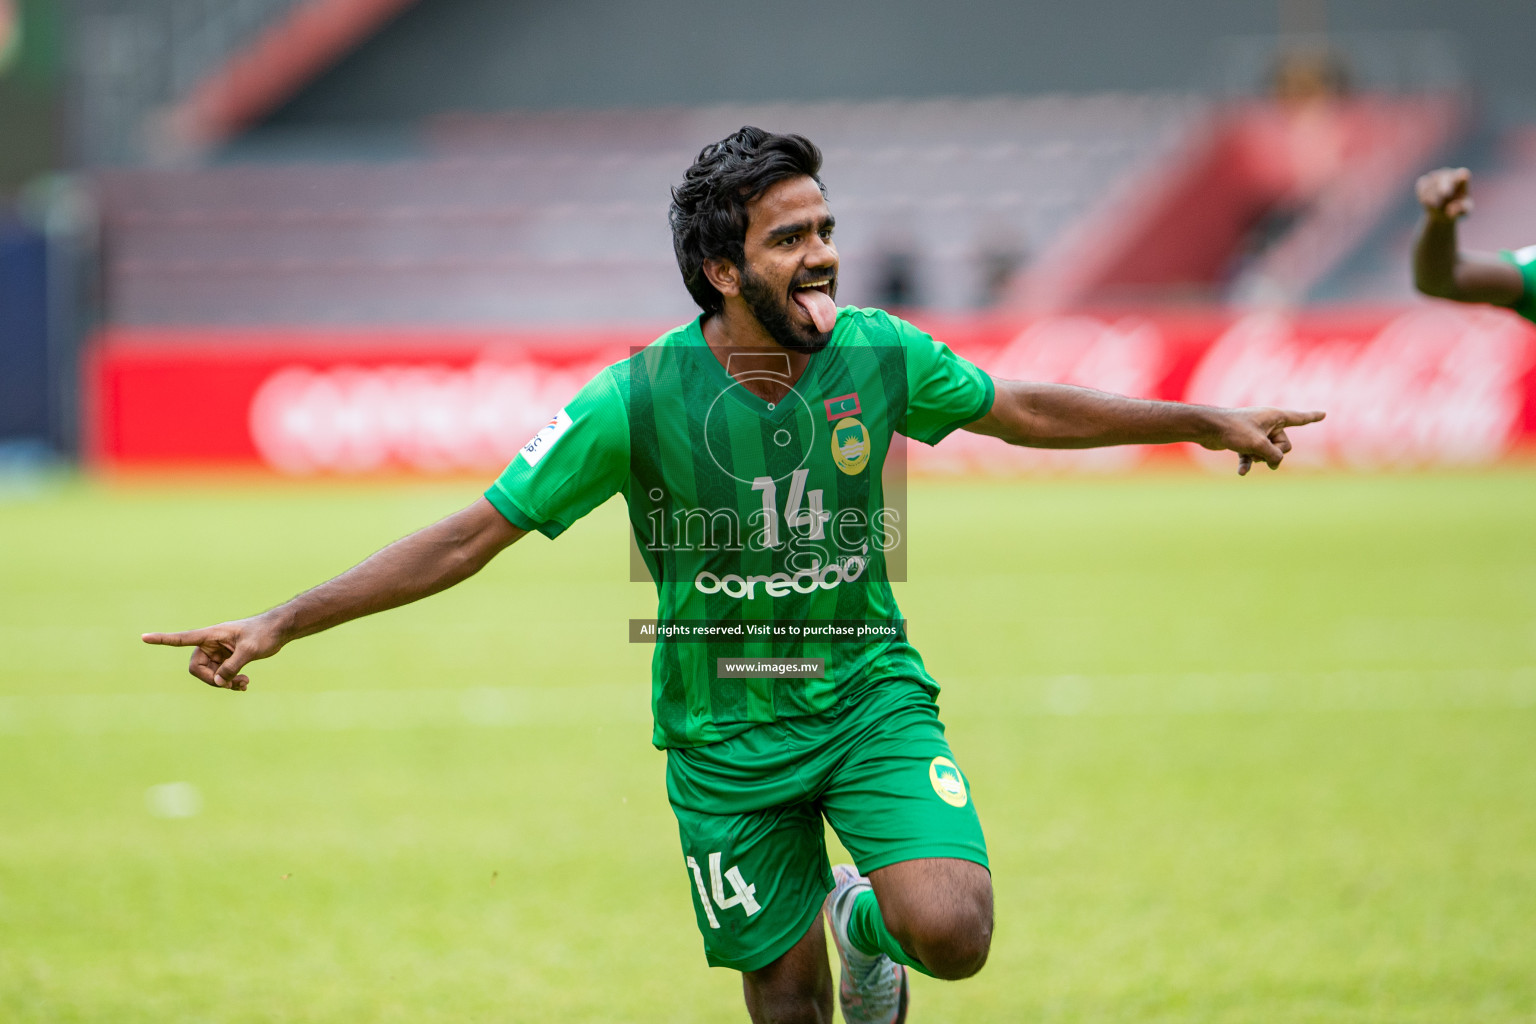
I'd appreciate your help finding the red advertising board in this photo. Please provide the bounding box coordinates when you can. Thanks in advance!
[87,307,1536,475]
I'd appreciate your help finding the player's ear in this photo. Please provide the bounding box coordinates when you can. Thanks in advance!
[702,257,740,299]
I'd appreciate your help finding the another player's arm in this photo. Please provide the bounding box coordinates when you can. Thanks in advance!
[964,380,1324,476]
[1412,167,1524,306]
[142,497,526,690]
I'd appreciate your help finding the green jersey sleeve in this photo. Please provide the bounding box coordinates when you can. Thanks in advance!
[1498,246,1536,324]
[886,312,996,444]
[484,365,630,538]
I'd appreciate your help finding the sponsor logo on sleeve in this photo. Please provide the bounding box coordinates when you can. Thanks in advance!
[519,408,572,467]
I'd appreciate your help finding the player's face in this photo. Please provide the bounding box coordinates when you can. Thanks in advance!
[738,175,838,354]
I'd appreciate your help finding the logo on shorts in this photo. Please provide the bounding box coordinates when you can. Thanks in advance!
[928,756,968,808]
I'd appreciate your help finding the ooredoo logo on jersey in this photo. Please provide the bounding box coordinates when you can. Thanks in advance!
[694,554,868,600]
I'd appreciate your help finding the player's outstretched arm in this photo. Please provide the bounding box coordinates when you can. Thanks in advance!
[1412,167,1524,306]
[965,380,1324,476]
[141,497,526,690]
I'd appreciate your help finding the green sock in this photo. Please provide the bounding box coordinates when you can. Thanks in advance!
[846,889,937,978]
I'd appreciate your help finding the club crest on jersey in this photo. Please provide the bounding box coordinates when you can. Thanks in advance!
[831,417,869,475]
[929,756,968,807]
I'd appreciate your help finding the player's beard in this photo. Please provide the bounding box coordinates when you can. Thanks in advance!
[738,263,835,355]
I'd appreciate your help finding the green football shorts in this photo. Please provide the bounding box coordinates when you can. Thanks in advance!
[665,676,989,972]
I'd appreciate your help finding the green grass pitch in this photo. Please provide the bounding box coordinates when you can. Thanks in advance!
[2,469,1535,1022]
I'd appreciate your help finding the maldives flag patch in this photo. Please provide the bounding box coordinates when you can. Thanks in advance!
[823,392,861,420]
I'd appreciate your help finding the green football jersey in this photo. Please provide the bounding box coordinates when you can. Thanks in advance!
[1499,246,1536,323]
[485,307,994,749]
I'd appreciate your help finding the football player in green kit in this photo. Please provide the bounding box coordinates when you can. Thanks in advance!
[1413,166,1536,321]
[144,128,1324,1024]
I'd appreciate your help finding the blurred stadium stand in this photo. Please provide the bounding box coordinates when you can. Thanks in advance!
[96,94,1207,328]
[70,0,417,164]
[72,0,309,165]
[56,0,1533,332]
[60,0,1532,330]
[1017,93,1467,310]
[6,1,1517,343]
[94,89,1477,327]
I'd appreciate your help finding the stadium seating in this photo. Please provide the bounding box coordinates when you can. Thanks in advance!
[94,95,1205,328]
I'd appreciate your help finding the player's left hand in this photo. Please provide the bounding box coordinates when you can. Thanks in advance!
[1201,407,1326,476]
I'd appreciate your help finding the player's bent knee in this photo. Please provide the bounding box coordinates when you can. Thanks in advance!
[901,893,993,980]
[924,944,990,980]
[915,915,992,980]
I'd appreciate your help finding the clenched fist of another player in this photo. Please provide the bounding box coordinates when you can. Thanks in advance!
[1416,167,1473,222]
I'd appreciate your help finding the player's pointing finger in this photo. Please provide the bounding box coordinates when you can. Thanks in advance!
[142,630,209,647]
[1280,409,1326,426]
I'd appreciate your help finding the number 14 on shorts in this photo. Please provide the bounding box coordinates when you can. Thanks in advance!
[685,852,762,928]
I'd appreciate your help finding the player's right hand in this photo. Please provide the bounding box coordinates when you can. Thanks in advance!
[1416,167,1472,222]
[141,613,287,691]
[1202,407,1326,476]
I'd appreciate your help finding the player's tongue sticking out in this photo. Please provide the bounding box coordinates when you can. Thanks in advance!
[793,287,838,334]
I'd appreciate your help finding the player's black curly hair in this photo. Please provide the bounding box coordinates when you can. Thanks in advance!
[669,127,826,315]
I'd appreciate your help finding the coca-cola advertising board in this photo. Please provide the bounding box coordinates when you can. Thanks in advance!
[87,307,1536,475]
